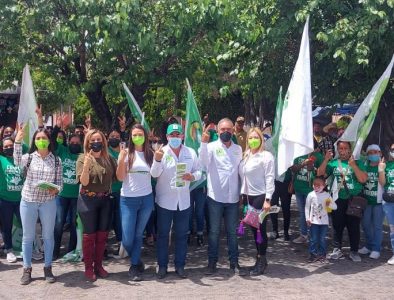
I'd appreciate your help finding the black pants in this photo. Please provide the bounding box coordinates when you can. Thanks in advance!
[77,194,113,234]
[331,198,360,252]
[270,180,292,235]
[243,194,268,256]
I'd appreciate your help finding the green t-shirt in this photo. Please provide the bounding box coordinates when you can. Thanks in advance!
[56,144,80,198]
[109,147,122,193]
[363,164,379,205]
[385,161,394,193]
[326,159,366,200]
[0,155,23,201]
[293,152,323,195]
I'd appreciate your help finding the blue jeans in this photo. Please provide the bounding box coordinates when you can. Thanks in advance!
[111,191,122,242]
[156,205,191,269]
[0,198,21,251]
[361,204,384,252]
[120,194,154,265]
[189,187,207,234]
[207,197,239,265]
[295,193,308,236]
[309,224,328,256]
[54,196,77,256]
[383,202,394,253]
[20,199,57,268]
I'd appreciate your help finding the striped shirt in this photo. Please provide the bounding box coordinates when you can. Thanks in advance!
[14,143,63,203]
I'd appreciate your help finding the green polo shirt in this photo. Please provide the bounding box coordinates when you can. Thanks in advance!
[293,152,323,195]
[56,144,80,198]
[0,155,23,202]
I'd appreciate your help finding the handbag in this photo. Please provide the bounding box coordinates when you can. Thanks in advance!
[383,191,394,203]
[242,206,261,229]
[346,195,367,218]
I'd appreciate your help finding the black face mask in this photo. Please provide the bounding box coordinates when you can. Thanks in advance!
[69,144,81,154]
[3,147,14,156]
[108,138,120,148]
[90,142,103,152]
[3,133,12,138]
[219,131,232,143]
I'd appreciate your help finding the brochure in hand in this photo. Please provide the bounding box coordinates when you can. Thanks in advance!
[258,205,281,224]
[36,181,61,191]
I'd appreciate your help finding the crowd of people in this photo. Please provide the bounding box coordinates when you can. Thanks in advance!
[1,110,394,286]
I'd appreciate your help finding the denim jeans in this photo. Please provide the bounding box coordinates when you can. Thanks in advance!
[361,204,384,252]
[189,187,207,234]
[54,196,77,256]
[0,198,21,250]
[156,205,191,269]
[20,199,57,268]
[295,193,308,236]
[383,202,394,253]
[207,197,239,265]
[111,191,122,242]
[120,193,154,265]
[309,224,328,256]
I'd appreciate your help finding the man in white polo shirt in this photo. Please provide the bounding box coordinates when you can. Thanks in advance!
[150,123,201,279]
[199,118,245,275]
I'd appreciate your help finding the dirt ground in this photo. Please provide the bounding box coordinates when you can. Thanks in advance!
[1,203,394,300]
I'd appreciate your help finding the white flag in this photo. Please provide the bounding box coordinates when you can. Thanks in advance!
[17,64,38,146]
[277,17,314,176]
[338,54,394,159]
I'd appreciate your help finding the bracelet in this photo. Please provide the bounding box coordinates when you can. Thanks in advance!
[14,142,21,144]
[155,159,161,162]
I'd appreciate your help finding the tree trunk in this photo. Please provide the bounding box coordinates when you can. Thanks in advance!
[85,82,113,131]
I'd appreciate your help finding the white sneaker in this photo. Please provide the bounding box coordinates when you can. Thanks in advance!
[349,251,362,262]
[369,251,380,259]
[6,251,17,263]
[292,235,308,244]
[387,255,394,265]
[358,247,371,255]
[329,248,344,260]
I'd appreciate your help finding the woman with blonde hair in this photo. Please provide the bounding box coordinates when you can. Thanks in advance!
[239,127,275,275]
[76,129,117,281]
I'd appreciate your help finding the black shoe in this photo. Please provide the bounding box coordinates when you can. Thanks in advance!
[230,263,247,276]
[205,262,217,275]
[250,256,267,276]
[270,232,280,240]
[20,267,32,285]
[284,232,290,241]
[308,254,318,263]
[128,265,143,281]
[175,267,187,279]
[137,260,145,273]
[157,267,167,279]
[196,234,204,247]
[44,266,56,283]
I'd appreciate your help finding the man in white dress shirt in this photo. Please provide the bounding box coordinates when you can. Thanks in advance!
[199,118,245,275]
[151,123,201,279]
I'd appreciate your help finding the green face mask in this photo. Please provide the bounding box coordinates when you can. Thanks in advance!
[132,136,145,146]
[35,139,50,150]
[248,138,261,150]
[56,137,64,145]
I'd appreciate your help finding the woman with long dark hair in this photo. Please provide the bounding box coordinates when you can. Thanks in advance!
[14,126,63,285]
[116,124,154,281]
[76,129,117,281]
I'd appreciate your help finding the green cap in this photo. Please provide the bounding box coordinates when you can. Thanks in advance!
[166,123,183,135]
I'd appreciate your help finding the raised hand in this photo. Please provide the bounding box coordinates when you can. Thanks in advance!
[379,157,386,172]
[15,123,25,143]
[35,104,43,118]
[83,150,94,169]
[348,155,356,168]
[154,144,164,162]
[62,113,71,129]
[324,149,333,161]
[85,114,91,130]
[201,127,210,143]
[118,116,126,131]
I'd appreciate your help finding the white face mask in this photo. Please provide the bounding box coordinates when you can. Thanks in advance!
[313,186,324,193]
[390,151,394,159]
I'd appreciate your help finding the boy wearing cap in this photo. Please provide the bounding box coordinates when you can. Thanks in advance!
[359,144,384,259]
[234,116,247,152]
[150,123,202,279]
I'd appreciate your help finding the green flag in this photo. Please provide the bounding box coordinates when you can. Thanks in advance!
[184,79,205,191]
[122,82,150,132]
[184,79,203,152]
[265,86,283,157]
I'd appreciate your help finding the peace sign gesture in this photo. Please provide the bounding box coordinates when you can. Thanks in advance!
[154,144,164,162]
[201,126,210,143]
[15,123,25,143]
[118,116,126,131]
[379,157,386,172]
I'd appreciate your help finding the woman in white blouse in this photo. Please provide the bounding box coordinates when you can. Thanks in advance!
[239,127,275,276]
[116,124,154,282]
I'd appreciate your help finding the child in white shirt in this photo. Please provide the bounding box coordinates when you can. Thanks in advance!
[305,176,337,262]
